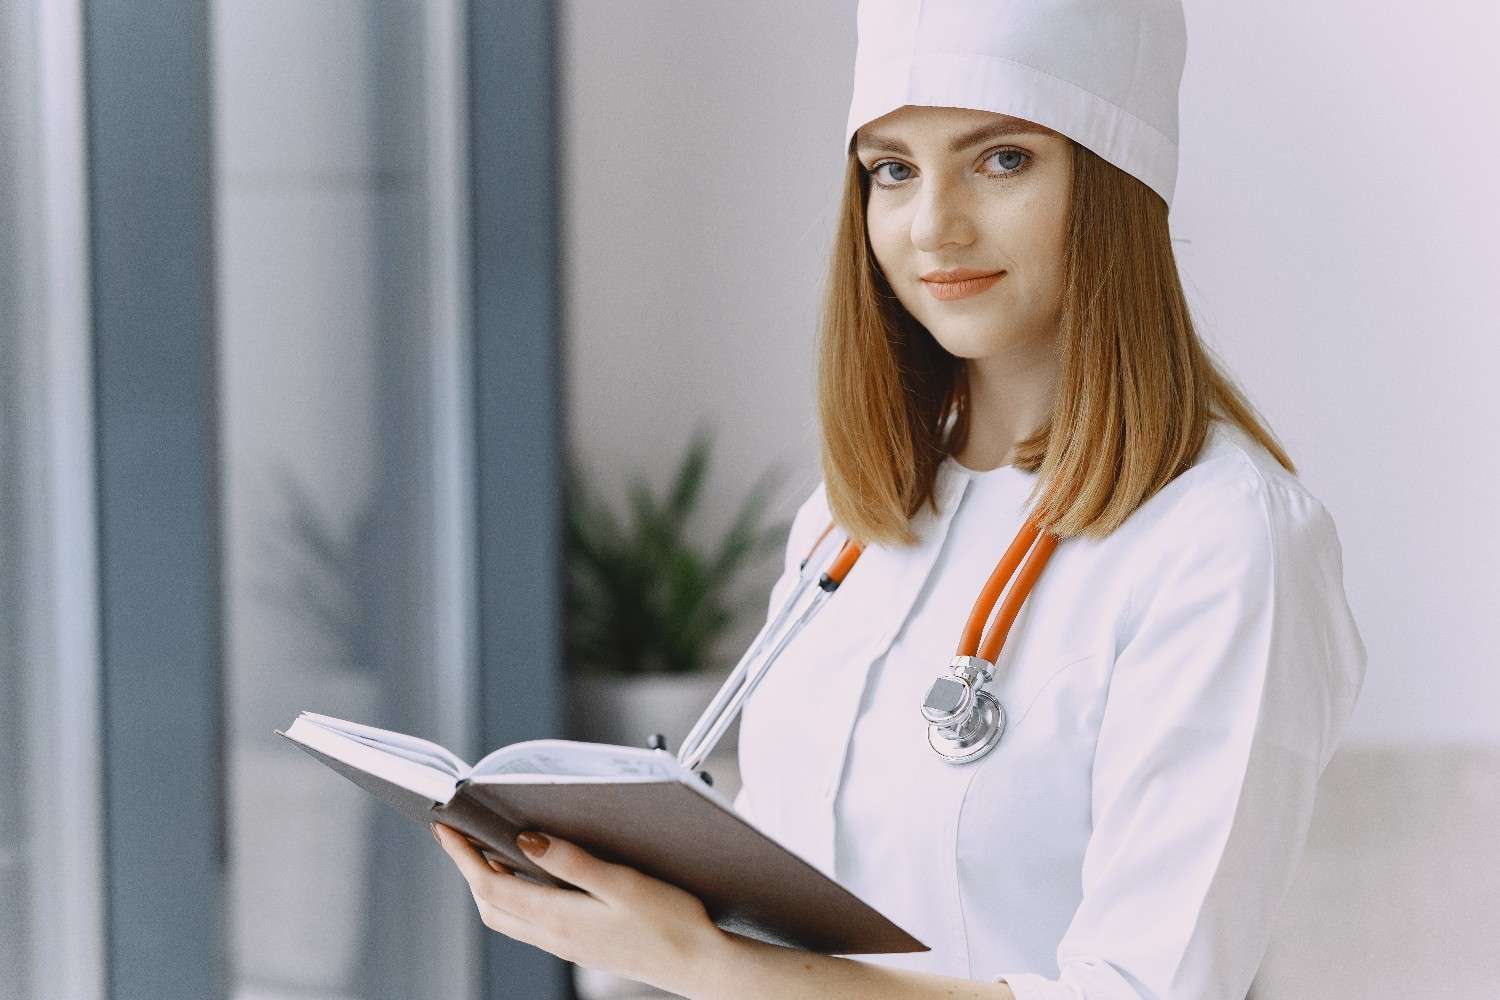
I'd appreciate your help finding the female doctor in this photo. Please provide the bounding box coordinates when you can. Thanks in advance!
[432,1,1369,997]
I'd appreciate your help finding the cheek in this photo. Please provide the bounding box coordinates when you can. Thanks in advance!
[865,215,906,275]
[980,192,1061,257]
[983,204,1067,292]
[1031,187,1072,273]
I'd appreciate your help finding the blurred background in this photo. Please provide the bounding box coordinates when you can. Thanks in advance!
[0,2,1495,999]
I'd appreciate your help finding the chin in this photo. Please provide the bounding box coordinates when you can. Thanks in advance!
[923,326,1010,359]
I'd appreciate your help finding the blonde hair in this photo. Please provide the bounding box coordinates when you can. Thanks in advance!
[816,141,1295,547]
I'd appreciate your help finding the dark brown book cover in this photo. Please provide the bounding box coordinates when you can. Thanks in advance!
[276,728,929,956]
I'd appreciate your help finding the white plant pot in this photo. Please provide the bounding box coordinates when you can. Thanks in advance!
[566,667,738,757]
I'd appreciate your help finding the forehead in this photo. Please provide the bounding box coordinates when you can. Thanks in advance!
[854,106,1059,155]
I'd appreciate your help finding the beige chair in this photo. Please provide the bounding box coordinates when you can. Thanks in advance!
[1252,742,1500,999]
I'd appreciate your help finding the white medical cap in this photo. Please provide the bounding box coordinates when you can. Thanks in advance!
[845,0,1187,209]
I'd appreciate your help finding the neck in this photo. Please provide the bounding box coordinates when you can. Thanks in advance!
[955,343,1059,470]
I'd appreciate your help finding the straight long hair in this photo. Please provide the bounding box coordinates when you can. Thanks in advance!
[816,141,1295,547]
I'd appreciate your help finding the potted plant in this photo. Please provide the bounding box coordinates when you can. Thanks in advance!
[564,423,792,758]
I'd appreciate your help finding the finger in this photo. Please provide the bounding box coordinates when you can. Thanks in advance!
[473,899,580,964]
[432,822,508,888]
[472,896,549,948]
[479,858,603,928]
[435,824,602,926]
[432,824,543,921]
[515,831,641,908]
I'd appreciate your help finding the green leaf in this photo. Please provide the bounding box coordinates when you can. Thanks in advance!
[564,429,795,676]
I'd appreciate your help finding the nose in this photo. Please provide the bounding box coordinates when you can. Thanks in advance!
[909,173,977,253]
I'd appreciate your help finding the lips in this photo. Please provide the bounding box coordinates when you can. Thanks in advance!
[922,269,1005,301]
[921,267,1002,283]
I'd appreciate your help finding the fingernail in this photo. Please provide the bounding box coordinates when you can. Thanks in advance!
[516,831,549,857]
[430,822,440,843]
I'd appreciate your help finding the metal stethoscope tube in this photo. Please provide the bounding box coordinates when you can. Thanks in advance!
[675,508,1058,773]
[676,525,851,773]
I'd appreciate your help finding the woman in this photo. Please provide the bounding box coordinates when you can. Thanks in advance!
[433,2,1368,997]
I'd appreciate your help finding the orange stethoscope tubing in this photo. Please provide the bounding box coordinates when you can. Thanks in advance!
[803,513,1058,665]
[674,507,1059,773]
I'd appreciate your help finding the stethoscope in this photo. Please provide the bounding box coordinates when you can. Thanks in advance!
[675,504,1059,774]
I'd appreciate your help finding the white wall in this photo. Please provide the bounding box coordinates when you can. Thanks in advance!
[560,0,853,670]
[1171,3,1499,747]
[560,0,1499,746]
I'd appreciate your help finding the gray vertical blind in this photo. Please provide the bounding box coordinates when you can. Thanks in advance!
[467,1,569,997]
[83,1,226,996]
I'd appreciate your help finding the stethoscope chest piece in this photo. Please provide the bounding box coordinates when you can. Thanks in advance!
[922,655,1006,764]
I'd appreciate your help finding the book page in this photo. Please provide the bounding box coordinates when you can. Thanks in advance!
[284,715,459,803]
[299,711,469,776]
[470,738,688,781]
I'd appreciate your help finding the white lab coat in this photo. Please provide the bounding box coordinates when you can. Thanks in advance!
[732,418,1367,999]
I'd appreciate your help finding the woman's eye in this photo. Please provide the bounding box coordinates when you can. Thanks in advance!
[985,148,1029,174]
[870,161,913,185]
[866,148,1030,189]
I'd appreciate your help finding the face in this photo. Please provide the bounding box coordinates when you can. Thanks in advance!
[854,105,1073,364]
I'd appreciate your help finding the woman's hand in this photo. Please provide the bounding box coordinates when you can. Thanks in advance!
[431,821,725,998]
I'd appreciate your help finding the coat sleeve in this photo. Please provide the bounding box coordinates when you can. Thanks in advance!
[732,480,831,827]
[992,477,1368,1000]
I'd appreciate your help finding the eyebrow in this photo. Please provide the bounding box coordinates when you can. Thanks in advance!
[855,118,1053,157]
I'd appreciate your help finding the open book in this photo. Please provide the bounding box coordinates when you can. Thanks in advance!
[276,711,927,956]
